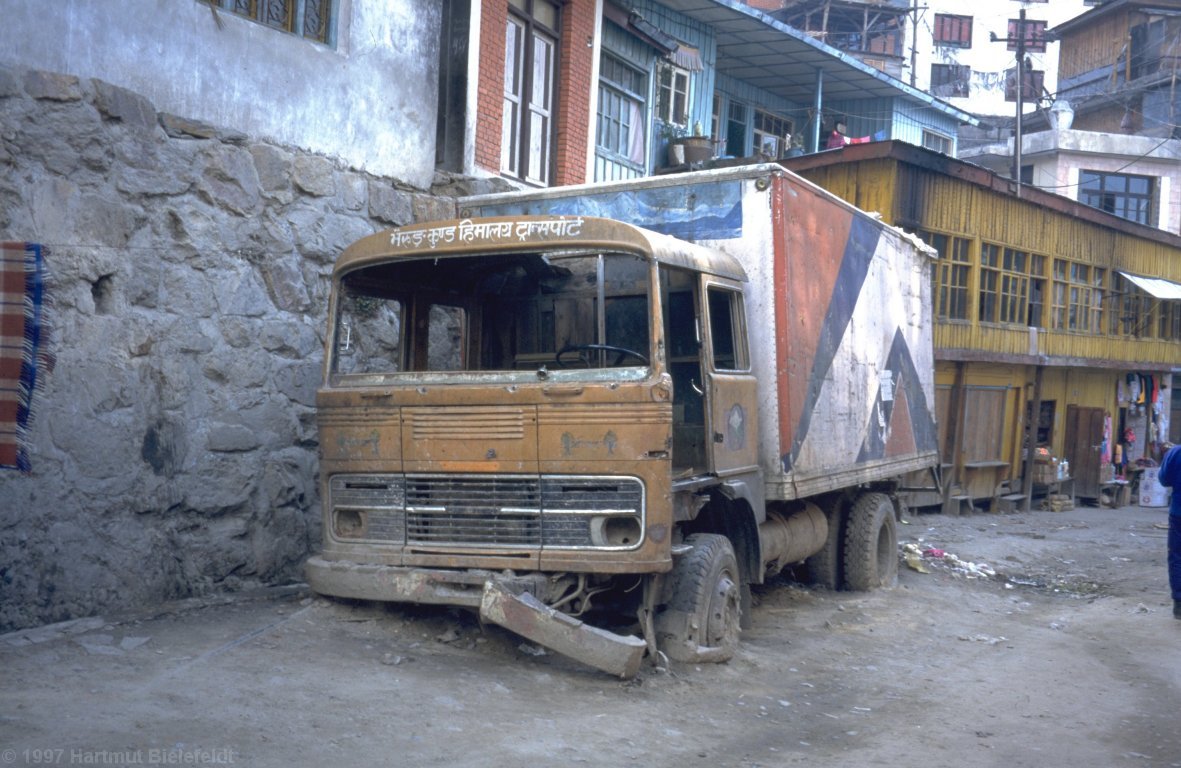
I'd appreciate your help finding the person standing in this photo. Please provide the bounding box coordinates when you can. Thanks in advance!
[1157,444,1181,619]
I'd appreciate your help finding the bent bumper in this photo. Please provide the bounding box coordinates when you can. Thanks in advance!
[306,555,492,607]
[305,556,646,678]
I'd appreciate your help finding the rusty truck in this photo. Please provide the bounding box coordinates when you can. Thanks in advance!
[305,164,939,677]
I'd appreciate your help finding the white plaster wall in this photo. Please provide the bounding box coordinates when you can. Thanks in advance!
[0,0,440,188]
[961,131,1181,235]
[909,0,1090,119]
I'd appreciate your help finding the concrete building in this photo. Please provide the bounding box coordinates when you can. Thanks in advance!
[907,0,1094,124]
[963,0,1181,237]
[3,0,442,188]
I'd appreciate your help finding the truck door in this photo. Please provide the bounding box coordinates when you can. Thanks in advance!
[703,282,759,476]
[664,270,707,475]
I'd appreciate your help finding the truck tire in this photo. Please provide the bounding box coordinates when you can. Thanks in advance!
[806,497,847,590]
[655,533,741,663]
[843,492,898,591]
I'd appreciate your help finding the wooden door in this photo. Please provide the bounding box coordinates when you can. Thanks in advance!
[1064,405,1105,499]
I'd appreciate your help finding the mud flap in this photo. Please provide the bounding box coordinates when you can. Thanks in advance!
[479,580,647,679]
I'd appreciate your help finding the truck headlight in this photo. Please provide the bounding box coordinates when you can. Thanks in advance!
[590,514,643,547]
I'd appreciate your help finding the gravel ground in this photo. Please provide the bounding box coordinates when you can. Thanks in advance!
[2,503,1179,768]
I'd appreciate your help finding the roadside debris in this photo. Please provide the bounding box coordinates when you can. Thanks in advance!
[900,540,1110,599]
[901,543,996,579]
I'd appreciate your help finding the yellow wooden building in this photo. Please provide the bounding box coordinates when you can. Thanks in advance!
[783,141,1181,508]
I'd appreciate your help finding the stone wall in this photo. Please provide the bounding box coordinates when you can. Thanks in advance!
[0,66,501,631]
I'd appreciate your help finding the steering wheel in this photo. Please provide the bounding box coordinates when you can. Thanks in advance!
[555,344,648,368]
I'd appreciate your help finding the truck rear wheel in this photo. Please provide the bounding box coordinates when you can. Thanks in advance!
[843,493,898,590]
[655,533,741,663]
[805,496,847,590]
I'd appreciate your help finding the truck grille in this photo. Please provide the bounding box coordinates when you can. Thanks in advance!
[407,475,542,546]
[329,473,644,550]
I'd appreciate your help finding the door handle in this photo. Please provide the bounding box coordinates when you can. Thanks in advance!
[543,386,584,396]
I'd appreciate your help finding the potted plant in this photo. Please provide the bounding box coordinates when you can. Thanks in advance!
[662,122,687,165]
[664,121,713,166]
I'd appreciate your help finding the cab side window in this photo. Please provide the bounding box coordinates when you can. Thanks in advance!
[707,286,748,371]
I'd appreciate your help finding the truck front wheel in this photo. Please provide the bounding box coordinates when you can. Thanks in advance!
[843,493,899,590]
[655,533,741,663]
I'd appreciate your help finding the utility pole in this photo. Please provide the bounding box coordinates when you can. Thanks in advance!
[907,4,928,89]
[991,9,1029,197]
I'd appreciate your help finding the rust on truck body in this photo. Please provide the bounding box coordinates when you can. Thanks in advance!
[308,166,939,676]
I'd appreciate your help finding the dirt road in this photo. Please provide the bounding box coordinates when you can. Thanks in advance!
[3,504,1179,768]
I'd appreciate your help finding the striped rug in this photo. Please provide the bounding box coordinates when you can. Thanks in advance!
[1,242,51,472]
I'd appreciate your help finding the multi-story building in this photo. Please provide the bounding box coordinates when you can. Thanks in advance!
[909,0,1095,124]
[750,1,1102,153]
[964,0,1181,235]
[6,0,443,188]
[785,141,1181,506]
[436,0,976,186]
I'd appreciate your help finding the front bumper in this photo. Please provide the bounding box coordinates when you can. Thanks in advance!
[305,556,646,678]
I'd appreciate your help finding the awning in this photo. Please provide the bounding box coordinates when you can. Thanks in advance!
[603,3,705,71]
[1118,271,1181,300]
[603,3,679,54]
[668,44,705,72]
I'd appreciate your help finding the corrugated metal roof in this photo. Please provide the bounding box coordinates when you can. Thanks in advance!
[1118,271,1181,300]
[782,140,1181,250]
[655,0,978,125]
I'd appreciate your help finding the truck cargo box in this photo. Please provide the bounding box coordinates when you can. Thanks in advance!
[461,164,939,502]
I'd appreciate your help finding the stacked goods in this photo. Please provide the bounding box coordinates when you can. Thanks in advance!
[1033,459,1058,485]
[1041,493,1074,512]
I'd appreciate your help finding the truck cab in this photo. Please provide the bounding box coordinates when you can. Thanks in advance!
[306,215,765,675]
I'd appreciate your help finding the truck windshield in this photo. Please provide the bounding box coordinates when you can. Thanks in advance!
[330,251,652,381]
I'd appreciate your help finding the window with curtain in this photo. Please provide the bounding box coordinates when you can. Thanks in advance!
[1007,18,1047,52]
[503,0,559,186]
[921,129,953,155]
[597,53,647,169]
